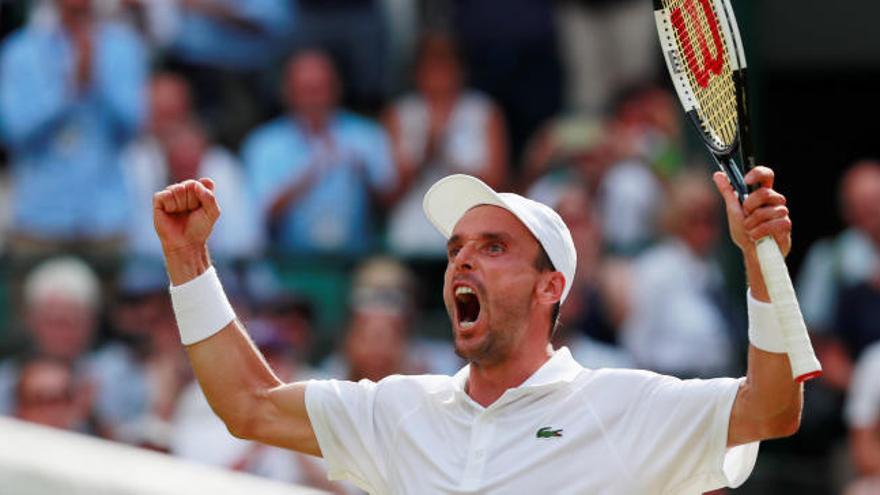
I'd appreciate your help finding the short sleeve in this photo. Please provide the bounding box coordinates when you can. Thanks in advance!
[622,375,759,493]
[305,379,387,493]
[846,343,880,428]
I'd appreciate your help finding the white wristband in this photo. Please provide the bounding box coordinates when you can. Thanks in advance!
[747,289,787,353]
[170,266,236,345]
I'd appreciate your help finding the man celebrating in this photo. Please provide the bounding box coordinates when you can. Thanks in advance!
[154,168,804,493]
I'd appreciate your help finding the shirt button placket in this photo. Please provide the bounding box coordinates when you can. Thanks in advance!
[461,411,496,490]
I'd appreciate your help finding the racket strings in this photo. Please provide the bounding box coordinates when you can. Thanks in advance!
[664,0,738,150]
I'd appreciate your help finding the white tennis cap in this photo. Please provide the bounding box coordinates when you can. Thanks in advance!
[423,174,577,303]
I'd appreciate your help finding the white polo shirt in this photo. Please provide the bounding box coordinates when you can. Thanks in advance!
[305,348,759,494]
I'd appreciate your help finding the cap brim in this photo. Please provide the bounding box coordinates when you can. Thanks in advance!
[423,175,508,238]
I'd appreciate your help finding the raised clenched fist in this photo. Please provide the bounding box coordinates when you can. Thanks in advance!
[153,178,221,254]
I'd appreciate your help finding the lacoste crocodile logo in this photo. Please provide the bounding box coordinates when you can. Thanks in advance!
[536,426,563,439]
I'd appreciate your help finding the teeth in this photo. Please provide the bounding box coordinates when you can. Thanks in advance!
[455,286,475,296]
[460,321,475,330]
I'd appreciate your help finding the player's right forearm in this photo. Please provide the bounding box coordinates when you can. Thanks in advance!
[164,245,282,434]
[156,179,311,444]
[164,244,212,286]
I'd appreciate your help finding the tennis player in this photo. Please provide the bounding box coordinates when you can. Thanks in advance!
[154,167,802,494]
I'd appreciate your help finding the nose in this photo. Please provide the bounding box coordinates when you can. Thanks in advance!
[452,243,476,272]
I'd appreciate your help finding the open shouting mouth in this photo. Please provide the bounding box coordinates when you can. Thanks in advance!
[454,285,482,330]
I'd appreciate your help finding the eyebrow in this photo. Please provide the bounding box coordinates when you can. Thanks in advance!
[447,232,513,249]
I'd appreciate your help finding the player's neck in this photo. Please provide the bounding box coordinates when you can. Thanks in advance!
[465,343,553,408]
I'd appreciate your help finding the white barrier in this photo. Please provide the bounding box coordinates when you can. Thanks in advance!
[0,417,328,495]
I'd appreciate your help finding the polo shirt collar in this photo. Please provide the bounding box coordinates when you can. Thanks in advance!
[450,346,583,395]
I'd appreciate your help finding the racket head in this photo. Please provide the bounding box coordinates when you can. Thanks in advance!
[654,0,752,182]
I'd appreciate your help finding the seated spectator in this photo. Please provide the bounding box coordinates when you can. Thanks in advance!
[0,257,101,416]
[92,283,191,450]
[248,294,317,369]
[293,0,390,113]
[123,73,263,262]
[836,278,880,362]
[797,161,880,392]
[322,257,430,380]
[14,355,96,433]
[322,306,419,382]
[529,182,632,369]
[607,85,685,180]
[383,33,508,258]
[353,256,462,375]
[555,0,657,114]
[0,0,146,257]
[161,0,294,147]
[142,70,194,138]
[798,160,880,335]
[86,259,162,444]
[521,117,610,192]
[243,50,396,257]
[166,0,293,71]
[523,115,665,255]
[51,0,179,48]
[844,341,880,491]
[452,0,562,160]
[621,172,736,378]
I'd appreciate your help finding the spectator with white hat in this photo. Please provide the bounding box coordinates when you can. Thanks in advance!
[0,257,101,417]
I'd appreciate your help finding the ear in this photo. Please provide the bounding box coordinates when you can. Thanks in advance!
[536,271,565,306]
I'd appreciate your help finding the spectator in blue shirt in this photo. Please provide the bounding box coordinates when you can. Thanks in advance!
[243,50,396,257]
[163,0,296,149]
[292,0,388,113]
[0,0,147,254]
[168,0,294,72]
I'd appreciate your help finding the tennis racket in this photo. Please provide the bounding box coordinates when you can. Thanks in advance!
[653,0,822,382]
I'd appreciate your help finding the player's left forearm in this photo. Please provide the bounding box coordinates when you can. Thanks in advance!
[727,254,804,446]
[744,250,770,302]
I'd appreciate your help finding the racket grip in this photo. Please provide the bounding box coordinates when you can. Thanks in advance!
[754,237,823,382]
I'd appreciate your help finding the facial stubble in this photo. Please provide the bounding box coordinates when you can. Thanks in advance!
[450,286,532,368]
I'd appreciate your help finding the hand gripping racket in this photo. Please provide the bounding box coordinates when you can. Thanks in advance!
[654,0,822,382]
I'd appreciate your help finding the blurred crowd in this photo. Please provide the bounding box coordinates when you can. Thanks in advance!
[0,1,876,494]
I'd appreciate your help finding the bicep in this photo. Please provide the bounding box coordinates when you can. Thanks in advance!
[727,346,802,448]
[184,322,319,455]
[248,382,321,457]
[727,380,761,447]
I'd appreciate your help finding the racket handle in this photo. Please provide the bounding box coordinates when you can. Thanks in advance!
[754,237,823,382]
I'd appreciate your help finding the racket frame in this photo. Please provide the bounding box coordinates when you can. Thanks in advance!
[654,0,822,382]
